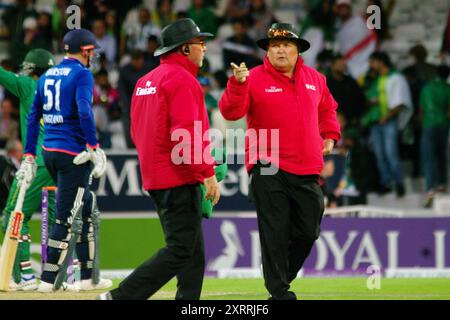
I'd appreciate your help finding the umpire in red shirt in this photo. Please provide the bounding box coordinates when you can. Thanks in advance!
[220,23,341,300]
[101,19,220,300]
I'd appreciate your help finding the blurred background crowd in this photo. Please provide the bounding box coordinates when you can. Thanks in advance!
[0,0,449,209]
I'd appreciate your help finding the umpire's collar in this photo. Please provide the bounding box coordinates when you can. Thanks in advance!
[160,52,198,78]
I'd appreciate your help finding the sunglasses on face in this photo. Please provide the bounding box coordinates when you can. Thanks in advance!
[186,40,206,48]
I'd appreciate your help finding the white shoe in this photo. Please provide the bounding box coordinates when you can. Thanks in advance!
[59,282,80,292]
[95,291,113,300]
[37,281,80,293]
[9,276,38,291]
[9,280,19,291]
[79,278,113,291]
[37,281,54,293]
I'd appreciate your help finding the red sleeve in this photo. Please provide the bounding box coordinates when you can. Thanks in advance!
[168,83,215,180]
[318,78,341,142]
[219,76,251,120]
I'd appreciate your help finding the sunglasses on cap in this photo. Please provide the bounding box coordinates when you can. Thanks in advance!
[267,28,299,39]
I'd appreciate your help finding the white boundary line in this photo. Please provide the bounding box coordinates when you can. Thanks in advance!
[385,268,450,278]
[31,207,450,220]
[100,268,450,279]
[31,211,260,220]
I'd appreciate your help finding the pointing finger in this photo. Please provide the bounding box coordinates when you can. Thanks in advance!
[230,62,239,69]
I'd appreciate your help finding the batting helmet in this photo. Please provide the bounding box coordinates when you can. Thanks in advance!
[63,28,101,53]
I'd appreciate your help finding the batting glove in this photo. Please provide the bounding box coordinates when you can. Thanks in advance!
[73,146,107,178]
[16,155,37,186]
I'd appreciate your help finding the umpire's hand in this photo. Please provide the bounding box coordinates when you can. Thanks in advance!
[322,139,335,156]
[204,175,220,206]
[230,62,249,83]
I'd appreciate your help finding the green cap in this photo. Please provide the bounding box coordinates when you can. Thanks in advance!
[22,48,55,70]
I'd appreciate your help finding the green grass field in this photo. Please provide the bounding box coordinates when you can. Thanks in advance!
[1,278,450,300]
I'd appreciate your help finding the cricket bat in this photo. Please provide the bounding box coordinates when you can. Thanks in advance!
[0,182,28,291]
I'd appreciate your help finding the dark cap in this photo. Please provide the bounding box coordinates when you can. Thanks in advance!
[22,48,54,69]
[130,49,145,60]
[63,28,100,53]
[256,23,310,53]
[154,18,213,57]
[369,51,392,68]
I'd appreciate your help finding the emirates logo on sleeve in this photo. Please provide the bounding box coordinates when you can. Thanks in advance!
[136,81,157,96]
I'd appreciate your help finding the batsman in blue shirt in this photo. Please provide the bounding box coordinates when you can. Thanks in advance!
[17,29,112,292]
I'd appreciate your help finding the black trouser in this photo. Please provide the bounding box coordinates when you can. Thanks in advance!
[110,184,205,300]
[250,164,324,299]
[41,150,93,283]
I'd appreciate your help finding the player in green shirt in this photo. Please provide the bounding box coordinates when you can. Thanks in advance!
[419,65,450,207]
[1,49,56,291]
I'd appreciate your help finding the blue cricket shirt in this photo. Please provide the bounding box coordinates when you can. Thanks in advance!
[25,57,98,156]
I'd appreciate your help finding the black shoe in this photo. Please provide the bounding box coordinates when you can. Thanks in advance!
[377,186,392,195]
[396,184,405,198]
[424,193,434,208]
[268,291,297,300]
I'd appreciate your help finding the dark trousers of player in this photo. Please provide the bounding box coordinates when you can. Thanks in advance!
[250,163,324,299]
[110,184,204,300]
[41,150,93,283]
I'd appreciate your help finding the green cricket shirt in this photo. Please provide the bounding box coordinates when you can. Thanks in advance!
[420,78,450,128]
[0,67,45,166]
